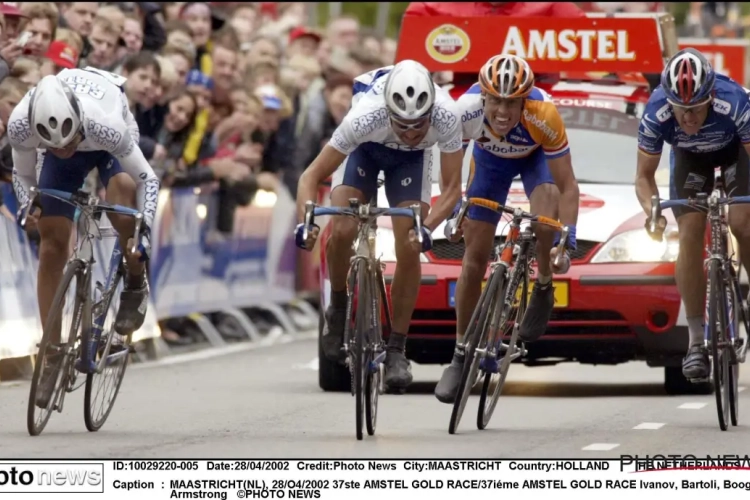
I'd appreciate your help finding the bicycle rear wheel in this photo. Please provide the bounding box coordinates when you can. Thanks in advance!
[449,269,504,435]
[84,265,129,432]
[728,270,741,427]
[28,260,85,436]
[478,263,528,430]
[708,260,730,431]
[365,265,386,436]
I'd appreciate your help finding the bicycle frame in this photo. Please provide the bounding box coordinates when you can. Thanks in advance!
[20,187,145,375]
[652,170,750,364]
[304,199,422,353]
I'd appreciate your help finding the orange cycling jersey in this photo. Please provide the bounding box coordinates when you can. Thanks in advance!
[457,84,570,160]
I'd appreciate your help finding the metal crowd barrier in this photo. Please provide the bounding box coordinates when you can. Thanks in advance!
[0,181,318,381]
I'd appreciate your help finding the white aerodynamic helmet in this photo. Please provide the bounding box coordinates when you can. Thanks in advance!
[384,60,435,120]
[28,75,82,149]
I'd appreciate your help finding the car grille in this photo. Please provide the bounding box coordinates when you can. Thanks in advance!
[429,237,599,262]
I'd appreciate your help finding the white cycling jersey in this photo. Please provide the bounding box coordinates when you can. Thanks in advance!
[328,66,463,155]
[7,67,159,228]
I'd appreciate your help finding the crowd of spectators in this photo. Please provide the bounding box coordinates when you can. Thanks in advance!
[0,1,400,346]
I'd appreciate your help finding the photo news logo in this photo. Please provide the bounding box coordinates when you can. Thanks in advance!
[620,455,750,472]
[0,463,104,493]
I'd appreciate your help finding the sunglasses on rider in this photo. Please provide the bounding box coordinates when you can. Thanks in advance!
[667,96,712,111]
[390,114,431,132]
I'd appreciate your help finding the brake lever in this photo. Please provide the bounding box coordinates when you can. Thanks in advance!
[553,226,569,269]
[413,205,423,245]
[451,196,469,239]
[649,195,661,234]
[19,186,39,229]
[131,213,143,255]
[303,200,314,243]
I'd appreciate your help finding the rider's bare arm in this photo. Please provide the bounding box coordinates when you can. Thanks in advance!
[296,144,348,222]
[636,110,666,216]
[635,151,662,216]
[424,149,462,231]
[546,153,580,227]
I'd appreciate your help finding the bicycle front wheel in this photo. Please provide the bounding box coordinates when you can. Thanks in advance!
[708,260,730,431]
[28,260,85,436]
[350,260,371,441]
[449,269,505,435]
[365,265,386,436]
[478,263,528,430]
[84,267,129,432]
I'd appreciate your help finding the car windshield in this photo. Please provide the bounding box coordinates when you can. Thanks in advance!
[451,102,671,187]
[561,104,671,187]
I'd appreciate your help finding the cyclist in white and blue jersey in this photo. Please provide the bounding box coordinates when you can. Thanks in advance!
[8,68,159,408]
[294,60,464,392]
[636,48,750,381]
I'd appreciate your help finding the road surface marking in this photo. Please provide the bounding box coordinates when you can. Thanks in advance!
[633,422,665,430]
[678,402,707,410]
[293,358,319,371]
[739,386,746,393]
[582,443,620,451]
[133,330,315,370]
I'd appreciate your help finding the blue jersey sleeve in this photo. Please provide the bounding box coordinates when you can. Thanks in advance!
[732,90,750,145]
[638,90,672,156]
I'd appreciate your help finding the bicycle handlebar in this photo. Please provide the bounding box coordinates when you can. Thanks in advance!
[303,199,423,244]
[453,196,570,269]
[21,187,145,256]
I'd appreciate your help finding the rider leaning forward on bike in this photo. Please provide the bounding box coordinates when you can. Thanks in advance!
[295,60,465,393]
[637,48,750,381]
[8,69,159,409]
[434,54,581,404]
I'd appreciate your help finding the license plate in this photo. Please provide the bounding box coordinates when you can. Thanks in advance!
[448,280,569,308]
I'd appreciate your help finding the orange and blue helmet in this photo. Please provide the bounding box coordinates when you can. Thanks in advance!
[478,54,534,99]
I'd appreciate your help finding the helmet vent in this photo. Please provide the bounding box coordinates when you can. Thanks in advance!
[416,92,428,109]
[62,118,73,137]
[393,92,406,110]
[36,124,51,141]
[49,117,57,129]
[406,86,414,98]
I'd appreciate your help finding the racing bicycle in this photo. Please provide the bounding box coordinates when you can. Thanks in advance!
[303,198,423,441]
[447,196,570,434]
[21,187,146,436]
[649,167,749,431]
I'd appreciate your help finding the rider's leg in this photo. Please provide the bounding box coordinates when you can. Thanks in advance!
[672,148,711,379]
[519,151,560,342]
[95,156,150,335]
[381,146,432,391]
[435,154,515,403]
[322,147,374,362]
[34,151,87,408]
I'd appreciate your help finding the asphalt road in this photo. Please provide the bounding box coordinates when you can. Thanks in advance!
[0,333,748,459]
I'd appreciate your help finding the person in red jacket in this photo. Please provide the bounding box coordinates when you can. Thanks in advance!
[404,2,586,18]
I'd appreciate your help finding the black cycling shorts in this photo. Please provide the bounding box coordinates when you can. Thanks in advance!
[670,138,750,218]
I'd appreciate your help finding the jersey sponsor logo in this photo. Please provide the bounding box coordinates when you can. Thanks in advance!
[7,117,32,145]
[655,104,672,123]
[431,106,458,135]
[63,75,106,100]
[351,108,388,137]
[461,108,482,123]
[82,66,127,88]
[86,120,122,150]
[143,177,159,228]
[383,141,429,151]
[330,132,352,153]
[712,98,731,115]
[509,133,528,143]
[442,136,463,152]
[479,142,535,156]
[522,109,558,141]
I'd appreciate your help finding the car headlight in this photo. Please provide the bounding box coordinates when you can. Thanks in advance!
[590,226,679,264]
[377,228,428,263]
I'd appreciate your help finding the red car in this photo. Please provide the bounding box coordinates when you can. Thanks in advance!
[316,77,722,396]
